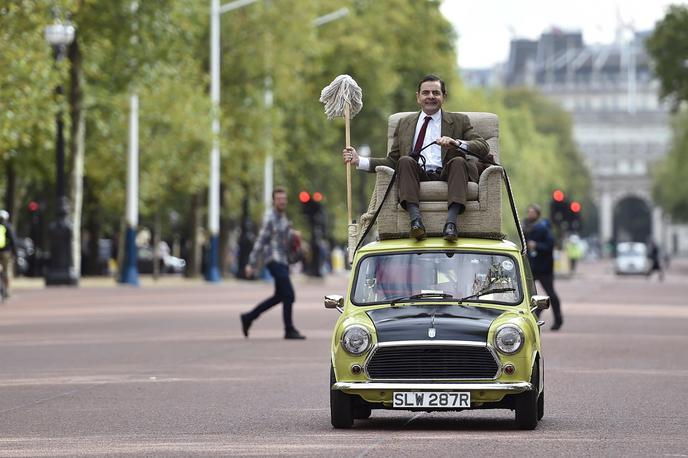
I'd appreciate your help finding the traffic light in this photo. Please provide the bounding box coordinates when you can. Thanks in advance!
[549,189,568,226]
[568,200,581,231]
[300,190,325,277]
[300,191,321,217]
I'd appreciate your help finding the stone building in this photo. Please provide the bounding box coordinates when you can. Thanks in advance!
[483,28,688,255]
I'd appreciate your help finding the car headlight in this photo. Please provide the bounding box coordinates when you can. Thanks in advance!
[341,325,371,355]
[494,325,524,355]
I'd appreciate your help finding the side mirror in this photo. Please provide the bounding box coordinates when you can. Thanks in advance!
[530,295,550,313]
[324,294,344,312]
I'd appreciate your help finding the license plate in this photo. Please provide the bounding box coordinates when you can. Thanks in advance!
[393,391,470,408]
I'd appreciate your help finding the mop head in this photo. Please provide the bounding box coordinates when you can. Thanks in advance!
[319,74,363,119]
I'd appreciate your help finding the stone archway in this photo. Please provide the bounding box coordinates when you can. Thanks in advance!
[613,196,652,243]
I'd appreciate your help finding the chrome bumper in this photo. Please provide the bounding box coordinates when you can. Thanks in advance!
[332,381,532,392]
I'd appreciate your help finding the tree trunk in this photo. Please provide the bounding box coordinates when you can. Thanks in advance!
[219,183,230,277]
[185,192,202,278]
[69,35,85,277]
[153,210,161,280]
[4,159,17,227]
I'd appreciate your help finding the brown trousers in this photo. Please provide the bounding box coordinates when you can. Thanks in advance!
[397,156,477,208]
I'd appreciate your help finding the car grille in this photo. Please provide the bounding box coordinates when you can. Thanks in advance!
[366,344,499,380]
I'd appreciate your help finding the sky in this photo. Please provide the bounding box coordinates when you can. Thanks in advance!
[440,0,687,69]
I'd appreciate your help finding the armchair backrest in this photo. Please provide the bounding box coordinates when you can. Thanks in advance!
[387,112,500,162]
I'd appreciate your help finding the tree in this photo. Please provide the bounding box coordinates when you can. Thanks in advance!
[647,5,688,222]
[653,111,688,222]
[646,5,688,111]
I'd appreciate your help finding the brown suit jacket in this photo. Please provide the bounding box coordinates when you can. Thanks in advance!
[367,111,490,181]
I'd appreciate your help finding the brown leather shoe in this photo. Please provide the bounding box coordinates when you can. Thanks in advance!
[443,222,458,242]
[409,218,426,240]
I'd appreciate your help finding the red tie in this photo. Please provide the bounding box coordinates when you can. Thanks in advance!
[413,116,432,153]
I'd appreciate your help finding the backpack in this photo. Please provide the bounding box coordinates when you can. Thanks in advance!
[287,230,303,265]
[0,225,6,250]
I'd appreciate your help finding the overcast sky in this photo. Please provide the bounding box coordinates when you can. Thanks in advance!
[440,0,686,69]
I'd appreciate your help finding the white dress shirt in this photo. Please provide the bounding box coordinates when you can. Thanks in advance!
[413,110,442,172]
[357,110,445,172]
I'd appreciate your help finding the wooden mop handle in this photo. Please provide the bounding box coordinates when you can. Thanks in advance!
[345,103,352,224]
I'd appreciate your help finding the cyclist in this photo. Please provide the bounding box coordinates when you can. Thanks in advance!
[0,210,17,298]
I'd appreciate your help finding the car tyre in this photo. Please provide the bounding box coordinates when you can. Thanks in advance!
[330,365,354,428]
[537,391,544,421]
[515,361,539,430]
[353,405,372,420]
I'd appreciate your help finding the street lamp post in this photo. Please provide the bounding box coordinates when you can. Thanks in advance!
[206,0,261,282]
[44,18,78,286]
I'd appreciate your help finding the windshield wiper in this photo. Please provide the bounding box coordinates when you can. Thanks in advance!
[457,287,516,304]
[390,292,454,307]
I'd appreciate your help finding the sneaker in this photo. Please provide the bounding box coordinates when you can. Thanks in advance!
[285,328,306,340]
[240,313,252,338]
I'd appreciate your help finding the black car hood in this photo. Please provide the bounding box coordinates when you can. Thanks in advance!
[366,305,504,343]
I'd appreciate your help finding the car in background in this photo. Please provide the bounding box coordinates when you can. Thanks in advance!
[137,245,186,274]
[615,242,648,275]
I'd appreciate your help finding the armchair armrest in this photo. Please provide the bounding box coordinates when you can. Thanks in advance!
[478,165,503,211]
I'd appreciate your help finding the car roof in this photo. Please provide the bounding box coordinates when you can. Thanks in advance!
[357,237,521,255]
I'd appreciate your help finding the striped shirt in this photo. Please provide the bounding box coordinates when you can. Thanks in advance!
[248,210,293,268]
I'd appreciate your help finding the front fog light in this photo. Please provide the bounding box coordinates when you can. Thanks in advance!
[495,325,524,355]
[341,326,371,355]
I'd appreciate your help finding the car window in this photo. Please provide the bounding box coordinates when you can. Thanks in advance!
[617,242,647,256]
[352,251,522,306]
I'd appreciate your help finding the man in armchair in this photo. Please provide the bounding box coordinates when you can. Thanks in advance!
[342,74,490,241]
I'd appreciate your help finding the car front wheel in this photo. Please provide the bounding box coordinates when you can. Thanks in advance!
[515,361,539,430]
[330,365,354,428]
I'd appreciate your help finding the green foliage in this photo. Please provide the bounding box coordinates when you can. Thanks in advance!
[0,2,58,182]
[646,5,688,111]
[653,112,688,221]
[1,0,592,250]
[647,5,688,222]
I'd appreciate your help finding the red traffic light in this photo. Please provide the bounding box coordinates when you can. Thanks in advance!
[28,201,40,212]
[552,189,565,202]
[299,191,311,203]
[570,201,581,213]
[313,192,323,202]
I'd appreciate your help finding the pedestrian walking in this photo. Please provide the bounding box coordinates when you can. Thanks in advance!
[240,187,306,340]
[523,204,563,331]
[0,210,17,299]
[566,234,583,274]
[646,239,664,281]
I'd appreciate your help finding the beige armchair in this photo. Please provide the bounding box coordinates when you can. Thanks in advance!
[349,112,503,259]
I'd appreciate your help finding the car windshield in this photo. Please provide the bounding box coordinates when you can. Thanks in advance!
[617,242,647,257]
[351,251,522,306]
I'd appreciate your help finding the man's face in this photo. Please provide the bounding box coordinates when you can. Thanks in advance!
[416,80,445,115]
[273,192,288,212]
[527,207,539,222]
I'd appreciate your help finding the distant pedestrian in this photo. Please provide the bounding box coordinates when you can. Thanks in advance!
[523,204,563,331]
[241,187,306,340]
[566,234,583,274]
[646,240,664,282]
[0,210,17,299]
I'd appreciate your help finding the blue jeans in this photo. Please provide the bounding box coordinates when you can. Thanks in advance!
[245,262,295,331]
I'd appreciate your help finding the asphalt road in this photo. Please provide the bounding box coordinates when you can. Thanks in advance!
[1,259,687,457]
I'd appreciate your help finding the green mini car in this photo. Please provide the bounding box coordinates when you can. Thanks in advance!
[326,237,549,429]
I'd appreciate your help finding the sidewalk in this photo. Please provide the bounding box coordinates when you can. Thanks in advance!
[12,270,350,291]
